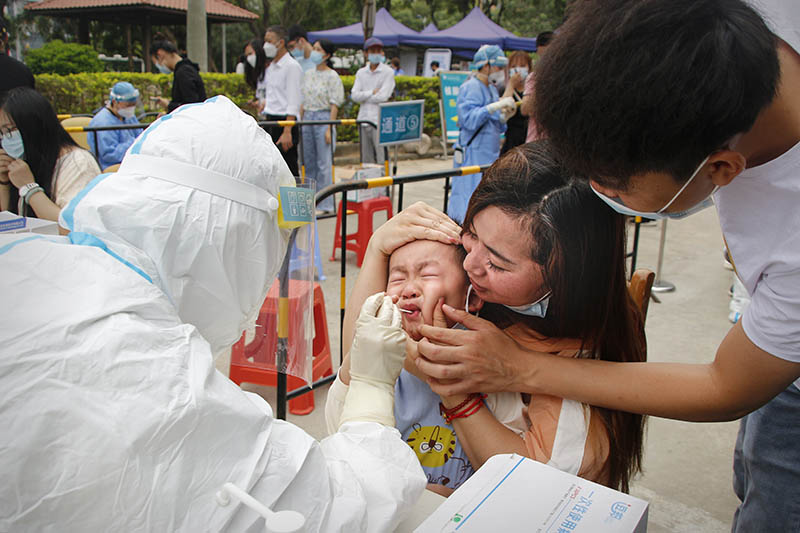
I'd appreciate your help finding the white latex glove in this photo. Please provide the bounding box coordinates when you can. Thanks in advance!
[486,96,515,114]
[339,292,407,428]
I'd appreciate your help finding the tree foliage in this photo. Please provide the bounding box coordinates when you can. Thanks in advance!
[26,40,104,75]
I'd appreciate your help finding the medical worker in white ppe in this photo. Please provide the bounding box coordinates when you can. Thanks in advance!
[448,44,515,223]
[0,96,425,532]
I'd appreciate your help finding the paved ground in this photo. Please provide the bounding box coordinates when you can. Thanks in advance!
[217,157,742,532]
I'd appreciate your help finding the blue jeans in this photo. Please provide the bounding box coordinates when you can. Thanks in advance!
[732,383,800,532]
[302,109,335,212]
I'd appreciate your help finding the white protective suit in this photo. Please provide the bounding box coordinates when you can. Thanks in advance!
[0,96,425,532]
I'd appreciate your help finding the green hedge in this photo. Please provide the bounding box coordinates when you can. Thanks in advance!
[35,72,441,142]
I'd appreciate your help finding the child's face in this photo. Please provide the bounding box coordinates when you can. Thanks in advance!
[386,240,469,341]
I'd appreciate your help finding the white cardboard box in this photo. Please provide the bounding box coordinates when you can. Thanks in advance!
[0,211,59,235]
[415,454,648,533]
[335,164,388,202]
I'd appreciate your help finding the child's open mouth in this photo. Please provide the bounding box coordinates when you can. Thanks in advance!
[399,303,421,319]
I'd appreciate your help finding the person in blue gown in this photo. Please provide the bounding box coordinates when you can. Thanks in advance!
[448,45,515,223]
[88,82,143,171]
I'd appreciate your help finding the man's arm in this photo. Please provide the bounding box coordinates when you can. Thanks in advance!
[350,71,372,103]
[367,70,395,103]
[417,308,800,422]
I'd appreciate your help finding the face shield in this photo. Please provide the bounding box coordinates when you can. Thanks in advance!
[61,96,316,383]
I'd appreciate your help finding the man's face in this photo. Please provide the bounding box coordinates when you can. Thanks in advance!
[386,240,469,340]
[590,162,716,216]
[264,31,283,52]
[287,36,306,53]
[112,100,136,113]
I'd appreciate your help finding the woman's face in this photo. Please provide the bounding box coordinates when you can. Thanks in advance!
[312,41,328,61]
[244,44,255,56]
[462,206,548,306]
[0,110,16,137]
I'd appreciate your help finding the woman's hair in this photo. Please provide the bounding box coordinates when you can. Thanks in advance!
[315,39,336,69]
[1,87,78,214]
[149,38,178,56]
[508,50,532,70]
[243,38,268,89]
[463,140,646,493]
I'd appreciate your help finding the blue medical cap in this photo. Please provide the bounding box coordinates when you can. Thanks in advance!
[471,44,508,70]
[110,82,140,103]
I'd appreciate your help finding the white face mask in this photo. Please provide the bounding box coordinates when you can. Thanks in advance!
[488,71,505,86]
[117,106,136,119]
[246,54,256,68]
[263,42,277,59]
[155,62,171,74]
[504,291,551,317]
[510,67,529,79]
[591,156,716,220]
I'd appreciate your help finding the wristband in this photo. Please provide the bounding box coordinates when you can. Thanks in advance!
[18,181,42,199]
[17,184,44,215]
[439,393,487,424]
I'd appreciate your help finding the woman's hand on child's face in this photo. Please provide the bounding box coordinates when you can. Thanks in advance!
[415,304,525,396]
[369,202,461,257]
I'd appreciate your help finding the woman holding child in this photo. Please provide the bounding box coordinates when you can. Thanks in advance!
[326,141,647,495]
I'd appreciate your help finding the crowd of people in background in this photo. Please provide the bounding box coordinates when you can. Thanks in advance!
[2,14,555,219]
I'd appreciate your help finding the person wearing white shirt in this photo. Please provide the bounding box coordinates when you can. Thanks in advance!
[262,25,303,176]
[287,25,317,73]
[350,37,395,165]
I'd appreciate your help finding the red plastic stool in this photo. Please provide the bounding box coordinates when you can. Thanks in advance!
[229,280,333,415]
[330,196,393,266]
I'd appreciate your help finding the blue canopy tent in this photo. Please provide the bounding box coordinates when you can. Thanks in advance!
[405,8,536,52]
[421,22,438,34]
[307,7,420,47]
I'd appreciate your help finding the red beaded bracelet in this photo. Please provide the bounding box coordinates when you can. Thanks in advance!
[439,393,487,424]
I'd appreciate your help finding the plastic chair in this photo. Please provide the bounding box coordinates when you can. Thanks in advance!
[628,269,656,324]
[229,280,333,415]
[330,196,393,266]
[60,116,93,151]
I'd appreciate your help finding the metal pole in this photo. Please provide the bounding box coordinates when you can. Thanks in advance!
[443,177,450,213]
[652,219,676,292]
[339,193,348,364]
[187,0,208,71]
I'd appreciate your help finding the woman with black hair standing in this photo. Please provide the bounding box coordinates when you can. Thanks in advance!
[300,39,344,213]
[242,38,269,115]
[0,87,100,221]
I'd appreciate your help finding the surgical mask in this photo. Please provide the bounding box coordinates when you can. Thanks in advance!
[510,67,529,79]
[246,54,256,68]
[309,50,324,65]
[290,48,304,59]
[1,129,24,159]
[368,53,384,65]
[117,106,136,119]
[155,62,171,74]
[263,42,277,58]
[591,156,716,220]
[488,71,505,86]
[504,291,551,318]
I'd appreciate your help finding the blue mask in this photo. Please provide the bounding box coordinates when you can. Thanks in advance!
[504,291,551,318]
[591,156,717,220]
[1,129,25,159]
[310,51,324,65]
[290,48,304,59]
[155,62,171,74]
[368,53,384,65]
